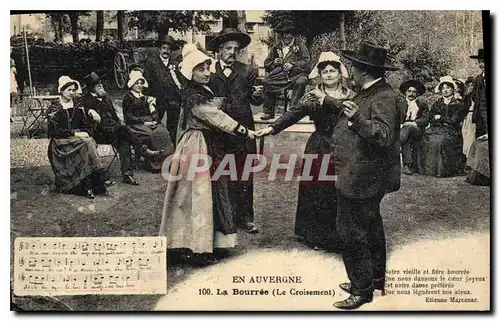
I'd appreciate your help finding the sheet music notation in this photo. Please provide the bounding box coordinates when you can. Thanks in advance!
[14,237,167,296]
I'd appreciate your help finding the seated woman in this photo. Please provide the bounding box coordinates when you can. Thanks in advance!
[257,52,355,252]
[122,70,175,172]
[47,76,109,199]
[416,76,468,177]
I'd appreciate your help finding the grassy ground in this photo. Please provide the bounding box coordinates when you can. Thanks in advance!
[9,93,490,311]
[10,127,490,311]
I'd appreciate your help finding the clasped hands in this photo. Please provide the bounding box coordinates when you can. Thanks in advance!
[244,128,271,139]
[305,88,360,119]
[144,120,157,128]
[74,131,89,138]
[273,58,293,72]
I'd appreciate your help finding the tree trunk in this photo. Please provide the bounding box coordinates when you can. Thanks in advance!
[49,15,59,41]
[470,11,474,51]
[223,10,239,29]
[117,10,125,44]
[58,15,64,42]
[462,11,466,57]
[68,12,79,43]
[158,26,170,41]
[96,11,104,42]
[339,12,346,50]
[237,10,249,63]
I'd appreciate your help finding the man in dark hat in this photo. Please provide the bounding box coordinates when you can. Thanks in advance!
[206,28,263,234]
[399,79,429,175]
[260,19,311,120]
[466,48,490,185]
[469,48,487,140]
[82,72,160,186]
[143,35,185,144]
[310,41,401,309]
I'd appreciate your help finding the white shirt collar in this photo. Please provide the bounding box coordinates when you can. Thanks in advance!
[202,85,215,96]
[90,92,103,101]
[362,78,382,90]
[443,96,452,104]
[160,56,169,66]
[219,60,232,69]
[131,91,143,99]
[59,97,74,109]
[281,38,294,48]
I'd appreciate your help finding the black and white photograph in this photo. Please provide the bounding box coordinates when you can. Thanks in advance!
[8,8,491,311]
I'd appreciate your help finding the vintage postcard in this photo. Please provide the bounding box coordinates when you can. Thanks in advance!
[10,9,490,311]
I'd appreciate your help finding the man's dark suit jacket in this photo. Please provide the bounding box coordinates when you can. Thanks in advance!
[323,79,402,199]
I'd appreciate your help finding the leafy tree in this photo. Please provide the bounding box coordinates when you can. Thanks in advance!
[46,11,91,43]
[126,10,228,40]
[311,10,483,89]
[262,10,355,49]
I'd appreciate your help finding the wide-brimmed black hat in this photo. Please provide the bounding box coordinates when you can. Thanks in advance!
[84,72,102,88]
[274,19,296,33]
[399,79,426,96]
[207,28,251,51]
[158,34,180,50]
[470,48,484,60]
[342,41,398,71]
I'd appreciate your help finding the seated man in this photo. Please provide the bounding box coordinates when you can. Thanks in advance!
[260,19,311,120]
[399,79,429,175]
[82,72,160,186]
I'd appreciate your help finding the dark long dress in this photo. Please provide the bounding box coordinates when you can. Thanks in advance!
[416,97,468,177]
[47,99,104,193]
[271,84,354,251]
[122,92,175,171]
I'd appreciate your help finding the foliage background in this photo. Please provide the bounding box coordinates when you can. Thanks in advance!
[262,10,484,94]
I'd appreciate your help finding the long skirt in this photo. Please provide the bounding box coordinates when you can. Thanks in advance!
[208,132,256,226]
[466,138,490,185]
[128,123,175,171]
[294,132,341,251]
[48,137,103,192]
[416,126,465,177]
[462,111,476,157]
[159,130,237,254]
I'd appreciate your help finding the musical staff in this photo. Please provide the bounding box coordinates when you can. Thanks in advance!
[14,237,167,296]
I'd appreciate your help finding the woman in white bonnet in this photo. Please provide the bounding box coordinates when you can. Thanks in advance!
[159,44,256,266]
[257,52,355,252]
[122,69,174,172]
[415,76,468,177]
[46,76,109,199]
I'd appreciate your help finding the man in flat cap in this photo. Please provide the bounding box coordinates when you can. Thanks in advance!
[469,49,488,141]
[466,48,490,186]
